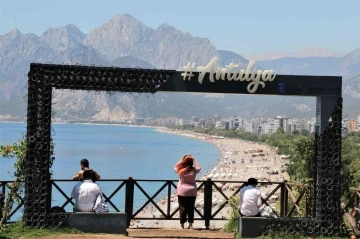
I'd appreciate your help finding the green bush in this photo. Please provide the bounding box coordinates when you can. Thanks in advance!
[224,195,240,233]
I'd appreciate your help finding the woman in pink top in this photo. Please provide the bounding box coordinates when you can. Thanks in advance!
[174,154,201,229]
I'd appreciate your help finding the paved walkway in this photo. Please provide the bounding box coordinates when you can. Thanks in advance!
[127,228,235,239]
[40,228,235,239]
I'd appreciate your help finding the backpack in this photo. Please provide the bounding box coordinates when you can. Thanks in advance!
[92,194,109,213]
[51,206,66,213]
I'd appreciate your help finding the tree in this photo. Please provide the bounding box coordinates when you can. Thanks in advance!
[300,129,310,137]
[0,135,55,228]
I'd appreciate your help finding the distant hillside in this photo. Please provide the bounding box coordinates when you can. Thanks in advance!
[245,47,348,61]
[0,14,360,121]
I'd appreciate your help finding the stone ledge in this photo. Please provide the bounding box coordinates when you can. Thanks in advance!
[64,212,127,234]
[238,217,272,238]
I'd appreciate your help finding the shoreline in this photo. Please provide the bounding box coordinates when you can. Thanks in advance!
[0,121,155,128]
[154,127,223,180]
[127,127,289,229]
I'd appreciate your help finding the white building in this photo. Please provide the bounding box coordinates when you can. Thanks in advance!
[246,119,261,134]
[179,119,189,126]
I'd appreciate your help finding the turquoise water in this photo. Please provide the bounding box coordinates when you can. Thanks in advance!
[0,123,220,220]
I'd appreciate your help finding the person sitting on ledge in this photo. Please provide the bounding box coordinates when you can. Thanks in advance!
[73,158,101,182]
[71,170,103,212]
[239,178,263,217]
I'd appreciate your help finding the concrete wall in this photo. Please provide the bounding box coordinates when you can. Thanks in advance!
[65,212,127,234]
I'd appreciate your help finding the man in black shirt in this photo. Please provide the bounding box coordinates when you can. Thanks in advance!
[73,158,101,182]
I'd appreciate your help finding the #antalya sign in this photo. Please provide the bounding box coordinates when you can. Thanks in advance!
[180,57,276,93]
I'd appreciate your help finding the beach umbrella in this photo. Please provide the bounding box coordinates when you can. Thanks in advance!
[218,199,225,206]
[154,212,162,218]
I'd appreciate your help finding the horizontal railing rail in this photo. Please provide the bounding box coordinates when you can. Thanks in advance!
[0,181,25,223]
[0,178,314,228]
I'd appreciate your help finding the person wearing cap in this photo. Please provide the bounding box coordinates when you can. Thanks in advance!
[239,178,263,217]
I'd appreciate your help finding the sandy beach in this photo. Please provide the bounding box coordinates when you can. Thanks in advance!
[130,127,290,229]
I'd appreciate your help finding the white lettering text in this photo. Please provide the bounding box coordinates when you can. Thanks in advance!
[180,57,276,93]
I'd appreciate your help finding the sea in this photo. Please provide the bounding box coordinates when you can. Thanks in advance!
[0,122,220,221]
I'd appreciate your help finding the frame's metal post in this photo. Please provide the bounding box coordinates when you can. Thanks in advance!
[314,96,342,234]
[204,178,212,229]
[24,68,53,226]
[125,177,134,228]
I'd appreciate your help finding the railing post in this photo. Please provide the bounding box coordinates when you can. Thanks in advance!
[1,182,5,196]
[280,182,285,217]
[0,182,5,220]
[167,181,171,218]
[204,178,212,230]
[284,181,289,216]
[280,181,288,217]
[48,179,52,213]
[125,177,134,228]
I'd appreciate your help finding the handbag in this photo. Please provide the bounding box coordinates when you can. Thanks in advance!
[260,206,276,218]
[92,194,109,213]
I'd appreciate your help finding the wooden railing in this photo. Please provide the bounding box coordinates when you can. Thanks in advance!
[343,188,360,212]
[0,179,313,228]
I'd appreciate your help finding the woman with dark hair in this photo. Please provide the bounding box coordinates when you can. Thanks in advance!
[174,154,201,229]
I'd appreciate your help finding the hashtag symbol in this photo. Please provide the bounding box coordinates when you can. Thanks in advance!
[181,62,195,81]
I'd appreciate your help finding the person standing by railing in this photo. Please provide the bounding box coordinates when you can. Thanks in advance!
[174,155,201,229]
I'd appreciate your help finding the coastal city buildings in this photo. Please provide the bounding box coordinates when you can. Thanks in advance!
[142,114,360,136]
[12,114,360,136]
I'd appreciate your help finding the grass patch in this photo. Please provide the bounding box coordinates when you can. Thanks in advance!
[237,232,354,239]
[0,221,82,239]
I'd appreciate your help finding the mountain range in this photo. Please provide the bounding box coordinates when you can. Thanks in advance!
[245,47,348,61]
[0,14,359,122]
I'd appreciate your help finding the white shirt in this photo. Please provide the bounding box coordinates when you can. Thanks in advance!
[239,185,262,216]
[71,180,102,212]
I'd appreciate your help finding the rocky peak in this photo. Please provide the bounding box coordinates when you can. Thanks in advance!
[82,14,150,60]
[0,28,55,60]
[5,28,22,38]
[40,24,85,51]
[156,23,178,32]
[0,29,22,49]
[340,47,360,74]
[82,13,219,69]
[343,47,360,61]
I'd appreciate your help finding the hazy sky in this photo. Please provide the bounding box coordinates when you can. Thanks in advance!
[1,0,359,55]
